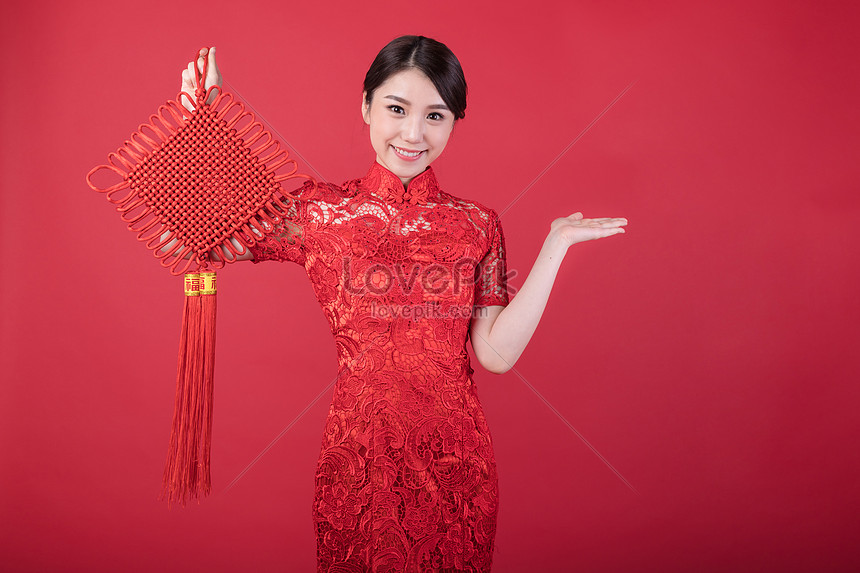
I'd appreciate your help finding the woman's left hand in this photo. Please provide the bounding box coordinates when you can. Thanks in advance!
[180,47,222,112]
[549,212,627,248]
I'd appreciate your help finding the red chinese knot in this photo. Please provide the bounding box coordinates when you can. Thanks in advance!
[85,48,314,505]
[86,49,313,275]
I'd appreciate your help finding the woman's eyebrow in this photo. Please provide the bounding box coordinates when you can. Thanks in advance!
[383,95,449,110]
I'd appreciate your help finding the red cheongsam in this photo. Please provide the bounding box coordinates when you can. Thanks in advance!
[250,161,510,572]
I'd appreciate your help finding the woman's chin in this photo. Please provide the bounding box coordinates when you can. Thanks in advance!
[379,157,427,183]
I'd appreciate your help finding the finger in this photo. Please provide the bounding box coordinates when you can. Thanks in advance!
[196,47,209,75]
[592,227,626,239]
[594,219,626,227]
[187,62,196,85]
[208,46,217,71]
[206,46,218,85]
[571,218,611,225]
[584,218,625,226]
[181,69,193,90]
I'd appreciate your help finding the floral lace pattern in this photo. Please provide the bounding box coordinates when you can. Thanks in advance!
[251,162,509,572]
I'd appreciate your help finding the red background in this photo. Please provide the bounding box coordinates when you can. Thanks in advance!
[2,0,858,571]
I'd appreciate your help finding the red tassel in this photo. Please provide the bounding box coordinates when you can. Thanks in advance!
[162,271,217,506]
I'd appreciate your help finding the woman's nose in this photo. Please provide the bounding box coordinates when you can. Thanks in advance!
[402,116,424,143]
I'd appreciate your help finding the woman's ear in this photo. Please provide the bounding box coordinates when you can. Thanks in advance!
[361,92,371,125]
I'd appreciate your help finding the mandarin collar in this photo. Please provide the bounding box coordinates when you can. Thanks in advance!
[356,161,441,205]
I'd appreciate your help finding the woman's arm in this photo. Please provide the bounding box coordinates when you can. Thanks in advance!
[469,212,627,374]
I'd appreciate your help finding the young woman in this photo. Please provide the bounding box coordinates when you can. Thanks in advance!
[182,37,626,572]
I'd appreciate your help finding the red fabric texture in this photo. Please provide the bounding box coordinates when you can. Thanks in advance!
[251,161,509,571]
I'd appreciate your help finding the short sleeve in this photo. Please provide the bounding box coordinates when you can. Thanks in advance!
[248,184,309,266]
[473,209,510,308]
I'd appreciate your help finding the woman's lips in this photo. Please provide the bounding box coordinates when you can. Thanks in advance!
[392,145,425,161]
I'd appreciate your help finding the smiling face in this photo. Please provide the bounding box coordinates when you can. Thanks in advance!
[362,68,456,187]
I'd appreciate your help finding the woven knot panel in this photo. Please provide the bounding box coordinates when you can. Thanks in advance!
[87,80,313,275]
[129,105,278,255]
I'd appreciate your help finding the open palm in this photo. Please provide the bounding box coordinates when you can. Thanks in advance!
[550,212,628,247]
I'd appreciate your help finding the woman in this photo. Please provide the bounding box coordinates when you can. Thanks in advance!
[183,37,626,572]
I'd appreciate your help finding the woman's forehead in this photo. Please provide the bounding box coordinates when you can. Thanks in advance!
[375,69,445,105]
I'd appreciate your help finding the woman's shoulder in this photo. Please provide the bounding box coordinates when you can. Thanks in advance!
[432,189,504,259]
[282,177,357,203]
[437,188,501,224]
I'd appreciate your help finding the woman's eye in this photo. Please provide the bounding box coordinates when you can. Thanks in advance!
[428,112,445,121]
[387,105,405,114]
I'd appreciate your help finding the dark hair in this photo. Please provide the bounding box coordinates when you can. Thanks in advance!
[363,35,468,121]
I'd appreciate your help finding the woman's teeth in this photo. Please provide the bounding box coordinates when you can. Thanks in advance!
[394,147,422,158]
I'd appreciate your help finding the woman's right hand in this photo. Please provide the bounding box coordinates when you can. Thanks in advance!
[180,46,222,112]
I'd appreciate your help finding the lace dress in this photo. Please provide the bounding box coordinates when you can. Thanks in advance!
[250,161,510,572]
